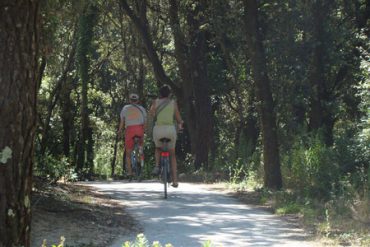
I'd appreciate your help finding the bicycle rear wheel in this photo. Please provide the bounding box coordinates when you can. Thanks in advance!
[162,157,169,199]
[130,152,137,178]
[134,151,141,179]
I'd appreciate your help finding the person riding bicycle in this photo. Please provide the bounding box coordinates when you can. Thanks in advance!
[149,84,183,188]
[118,93,147,180]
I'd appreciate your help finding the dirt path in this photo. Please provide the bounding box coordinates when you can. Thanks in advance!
[83,181,316,247]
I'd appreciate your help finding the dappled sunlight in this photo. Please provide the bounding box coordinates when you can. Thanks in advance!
[83,181,312,246]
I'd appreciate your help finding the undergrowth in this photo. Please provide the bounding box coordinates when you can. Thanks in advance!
[42,234,219,247]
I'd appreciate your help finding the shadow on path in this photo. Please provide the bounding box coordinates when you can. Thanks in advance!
[83,181,313,247]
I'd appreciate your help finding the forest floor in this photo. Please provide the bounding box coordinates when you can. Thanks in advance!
[31,180,141,247]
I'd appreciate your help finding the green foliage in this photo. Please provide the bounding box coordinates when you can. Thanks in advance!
[228,171,263,192]
[122,233,217,247]
[275,202,301,215]
[281,132,341,198]
[123,233,150,247]
[93,118,117,178]
[41,236,65,247]
[34,155,77,183]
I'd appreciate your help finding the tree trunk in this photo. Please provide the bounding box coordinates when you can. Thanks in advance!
[243,94,259,159]
[60,77,76,158]
[87,126,94,177]
[120,0,178,92]
[0,1,40,246]
[76,5,97,176]
[189,47,213,169]
[76,66,89,175]
[39,39,76,157]
[168,0,197,156]
[308,1,334,146]
[244,0,282,190]
[111,130,119,177]
[169,0,214,169]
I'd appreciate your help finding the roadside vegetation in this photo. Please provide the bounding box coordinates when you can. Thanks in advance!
[1,0,369,246]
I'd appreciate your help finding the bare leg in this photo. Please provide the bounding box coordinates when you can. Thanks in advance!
[155,147,161,167]
[169,148,178,184]
[126,148,133,175]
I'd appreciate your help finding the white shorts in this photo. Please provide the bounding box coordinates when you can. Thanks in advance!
[153,125,177,149]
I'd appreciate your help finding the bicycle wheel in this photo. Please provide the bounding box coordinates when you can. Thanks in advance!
[135,150,141,180]
[162,157,168,199]
[131,151,137,178]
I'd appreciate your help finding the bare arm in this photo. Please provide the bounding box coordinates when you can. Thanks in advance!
[149,100,156,117]
[146,100,156,131]
[174,101,184,127]
[118,117,125,135]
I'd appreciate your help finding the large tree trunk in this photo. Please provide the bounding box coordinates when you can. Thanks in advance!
[76,64,89,175]
[76,5,97,176]
[188,0,214,169]
[169,0,214,169]
[0,1,40,246]
[244,0,282,190]
[308,0,334,146]
[168,0,197,155]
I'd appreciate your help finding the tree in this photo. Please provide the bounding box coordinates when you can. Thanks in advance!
[76,3,99,177]
[244,0,282,189]
[0,1,40,246]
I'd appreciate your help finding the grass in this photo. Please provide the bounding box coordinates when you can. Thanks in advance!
[226,177,370,246]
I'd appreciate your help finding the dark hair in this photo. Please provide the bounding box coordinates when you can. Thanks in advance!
[159,84,171,98]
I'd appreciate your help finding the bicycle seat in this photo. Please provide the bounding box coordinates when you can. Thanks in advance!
[132,135,141,143]
[159,138,171,143]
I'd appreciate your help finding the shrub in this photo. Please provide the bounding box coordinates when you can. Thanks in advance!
[34,155,76,183]
[282,132,340,199]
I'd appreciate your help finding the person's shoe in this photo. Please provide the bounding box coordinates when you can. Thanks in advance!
[128,175,133,182]
[151,166,160,176]
[171,182,179,188]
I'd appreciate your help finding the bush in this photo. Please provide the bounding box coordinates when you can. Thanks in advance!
[34,155,77,183]
[282,132,340,199]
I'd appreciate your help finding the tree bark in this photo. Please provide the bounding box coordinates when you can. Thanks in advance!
[188,7,213,169]
[76,4,98,176]
[244,0,282,189]
[168,0,197,155]
[308,0,334,146]
[169,0,214,169]
[111,128,120,177]
[60,76,76,158]
[0,1,40,246]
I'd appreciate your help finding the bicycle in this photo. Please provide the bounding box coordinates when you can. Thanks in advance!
[130,135,144,181]
[159,137,171,199]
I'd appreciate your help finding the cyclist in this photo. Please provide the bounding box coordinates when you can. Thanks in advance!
[149,84,183,188]
[118,93,147,180]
